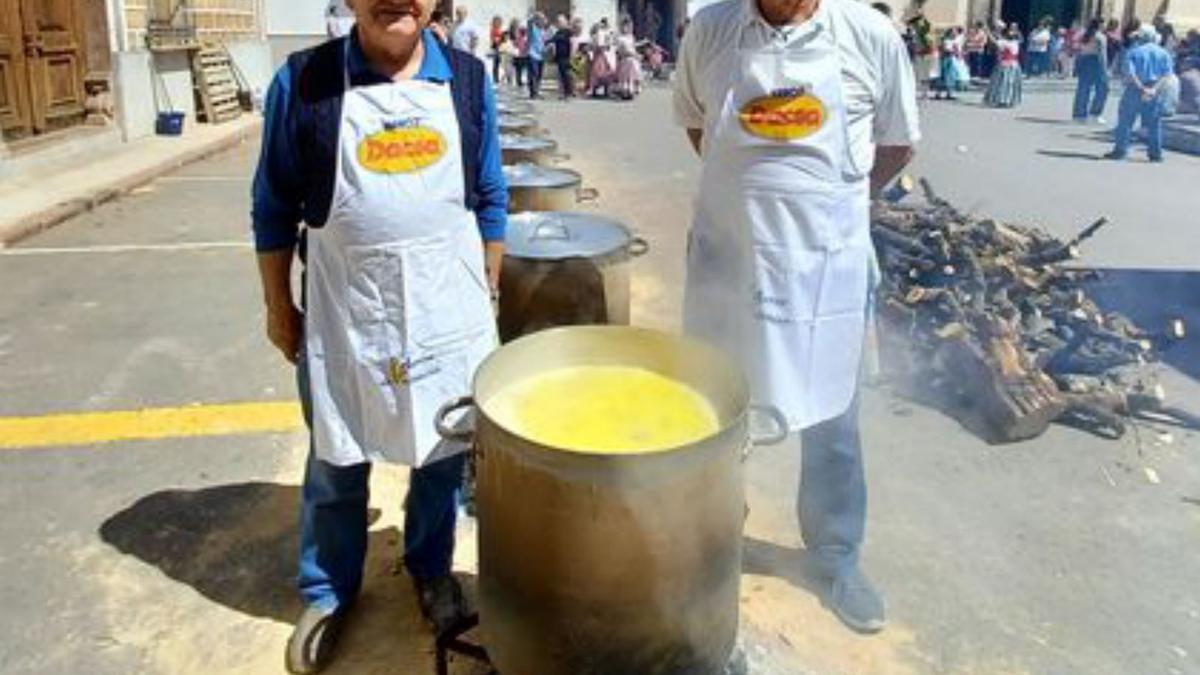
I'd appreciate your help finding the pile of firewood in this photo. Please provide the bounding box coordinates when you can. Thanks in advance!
[872,180,1195,444]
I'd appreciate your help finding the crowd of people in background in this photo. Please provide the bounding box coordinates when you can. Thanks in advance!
[899,9,1196,118]
[892,3,1198,162]
[422,6,680,103]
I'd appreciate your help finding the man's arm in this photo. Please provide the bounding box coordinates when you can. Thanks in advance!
[871,145,915,198]
[871,23,921,194]
[252,64,306,364]
[476,71,508,294]
[257,250,304,364]
[674,20,706,158]
[686,128,703,156]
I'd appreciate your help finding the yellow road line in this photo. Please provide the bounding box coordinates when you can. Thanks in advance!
[0,402,304,450]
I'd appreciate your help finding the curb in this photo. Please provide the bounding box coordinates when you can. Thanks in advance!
[0,118,263,247]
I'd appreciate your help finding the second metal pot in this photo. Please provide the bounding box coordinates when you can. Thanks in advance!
[498,211,648,342]
[498,114,541,137]
[500,134,568,166]
[503,163,598,213]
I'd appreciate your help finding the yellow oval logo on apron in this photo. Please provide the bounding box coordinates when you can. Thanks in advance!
[358,127,448,174]
[739,94,826,142]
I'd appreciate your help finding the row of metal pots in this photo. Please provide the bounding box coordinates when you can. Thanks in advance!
[494,101,643,343]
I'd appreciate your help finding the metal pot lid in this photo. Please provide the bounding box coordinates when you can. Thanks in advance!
[504,163,580,189]
[506,211,637,259]
[500,134,556,151]
[498,114,538,129]
[497,101,535,115]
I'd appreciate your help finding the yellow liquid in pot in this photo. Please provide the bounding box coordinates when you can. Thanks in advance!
[486,366,720,454]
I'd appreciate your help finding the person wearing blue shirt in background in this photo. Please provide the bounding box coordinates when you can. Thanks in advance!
[526,13,547,99]
[251,0,507,671]
[1107,25,1175,162]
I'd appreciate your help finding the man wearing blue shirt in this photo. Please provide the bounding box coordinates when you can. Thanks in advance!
[251,1,507,672]
[1107,25,1175,162]
[526,13,547,98]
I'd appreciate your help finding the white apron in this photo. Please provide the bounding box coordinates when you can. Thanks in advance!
[305,57,497,467]
[683,18,872,431]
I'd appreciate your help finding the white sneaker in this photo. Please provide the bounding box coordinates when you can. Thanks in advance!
[1095,116,1107,125]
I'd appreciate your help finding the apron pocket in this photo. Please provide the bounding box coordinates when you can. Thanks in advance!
[345,234,467,358]
[743,187,865,252]
[752,244,821,325]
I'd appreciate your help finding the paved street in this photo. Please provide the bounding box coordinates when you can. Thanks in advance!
[1,86,1198,675]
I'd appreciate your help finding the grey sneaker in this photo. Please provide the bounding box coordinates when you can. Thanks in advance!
[285,605,348,674]
[414,574,467,636]
[830,568,887,634]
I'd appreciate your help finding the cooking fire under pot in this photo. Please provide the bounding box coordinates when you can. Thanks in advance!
[498,211,648,343]
[436,325,789,675]
[500,134,568,166]
[503,163,598,213]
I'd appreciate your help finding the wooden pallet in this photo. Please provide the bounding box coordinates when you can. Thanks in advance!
[192,46,242,125]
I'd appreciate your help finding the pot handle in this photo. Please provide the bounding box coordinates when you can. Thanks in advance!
[549,151,572,163]
[577,186,600,203]
[627,236,650,257]
[435,396,477,443]
[745,404,789,456]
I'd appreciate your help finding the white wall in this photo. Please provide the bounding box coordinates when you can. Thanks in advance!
[573,0,621,31]
[266,0,328,35]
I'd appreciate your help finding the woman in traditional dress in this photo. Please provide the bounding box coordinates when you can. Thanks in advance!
[613,19,643,100]
[587,18,616,98]
[934,28,962,99]
[984,27,1024,107]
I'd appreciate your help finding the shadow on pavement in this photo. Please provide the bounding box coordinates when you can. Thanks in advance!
[1083,267,1200,381]
[98,482,479,673]
[742,537,828,602]
[1017,115,1075,125]
[99,482,307,622]
[1036,149,1103,160]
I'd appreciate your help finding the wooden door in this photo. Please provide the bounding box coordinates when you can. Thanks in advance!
[19,0,85,134]
[0,0,33,137]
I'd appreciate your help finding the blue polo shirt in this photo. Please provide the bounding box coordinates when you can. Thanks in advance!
[252,29,508,252]
[1121,41,1174,86]
[527,24,545,61]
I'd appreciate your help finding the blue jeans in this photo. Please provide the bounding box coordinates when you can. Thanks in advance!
[1072,54,1110,120]
[799,394,866,578]
[527,59,544,98]
[1113,86,1165,160]
[296,356,466,612]
[1028,51,1050,76]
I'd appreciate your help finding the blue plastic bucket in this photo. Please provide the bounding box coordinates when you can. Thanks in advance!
[156,111,185,136]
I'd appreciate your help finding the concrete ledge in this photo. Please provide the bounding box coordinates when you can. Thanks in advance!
[1164,117,1200,156]
[0,117,262,247]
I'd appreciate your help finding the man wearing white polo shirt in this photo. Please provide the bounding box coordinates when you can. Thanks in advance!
[675,0,919,633]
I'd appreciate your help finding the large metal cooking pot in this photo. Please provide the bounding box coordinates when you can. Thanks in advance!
[500,134,567,166]
[504,163,598,213]
[498,113,541,137]
[498,212,648,342]
[436,326,788,675]
[497,100,536,116]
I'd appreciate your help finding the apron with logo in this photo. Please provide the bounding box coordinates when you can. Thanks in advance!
[684,16,872,431]
[305,53,497,467]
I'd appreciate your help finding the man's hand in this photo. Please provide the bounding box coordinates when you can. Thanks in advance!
[257,248,301,364]
[267,303,304,364]
[871,145,916,199]
[686,128,704,157]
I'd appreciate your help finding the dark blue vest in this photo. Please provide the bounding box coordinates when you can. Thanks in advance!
[284,36,485,230]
